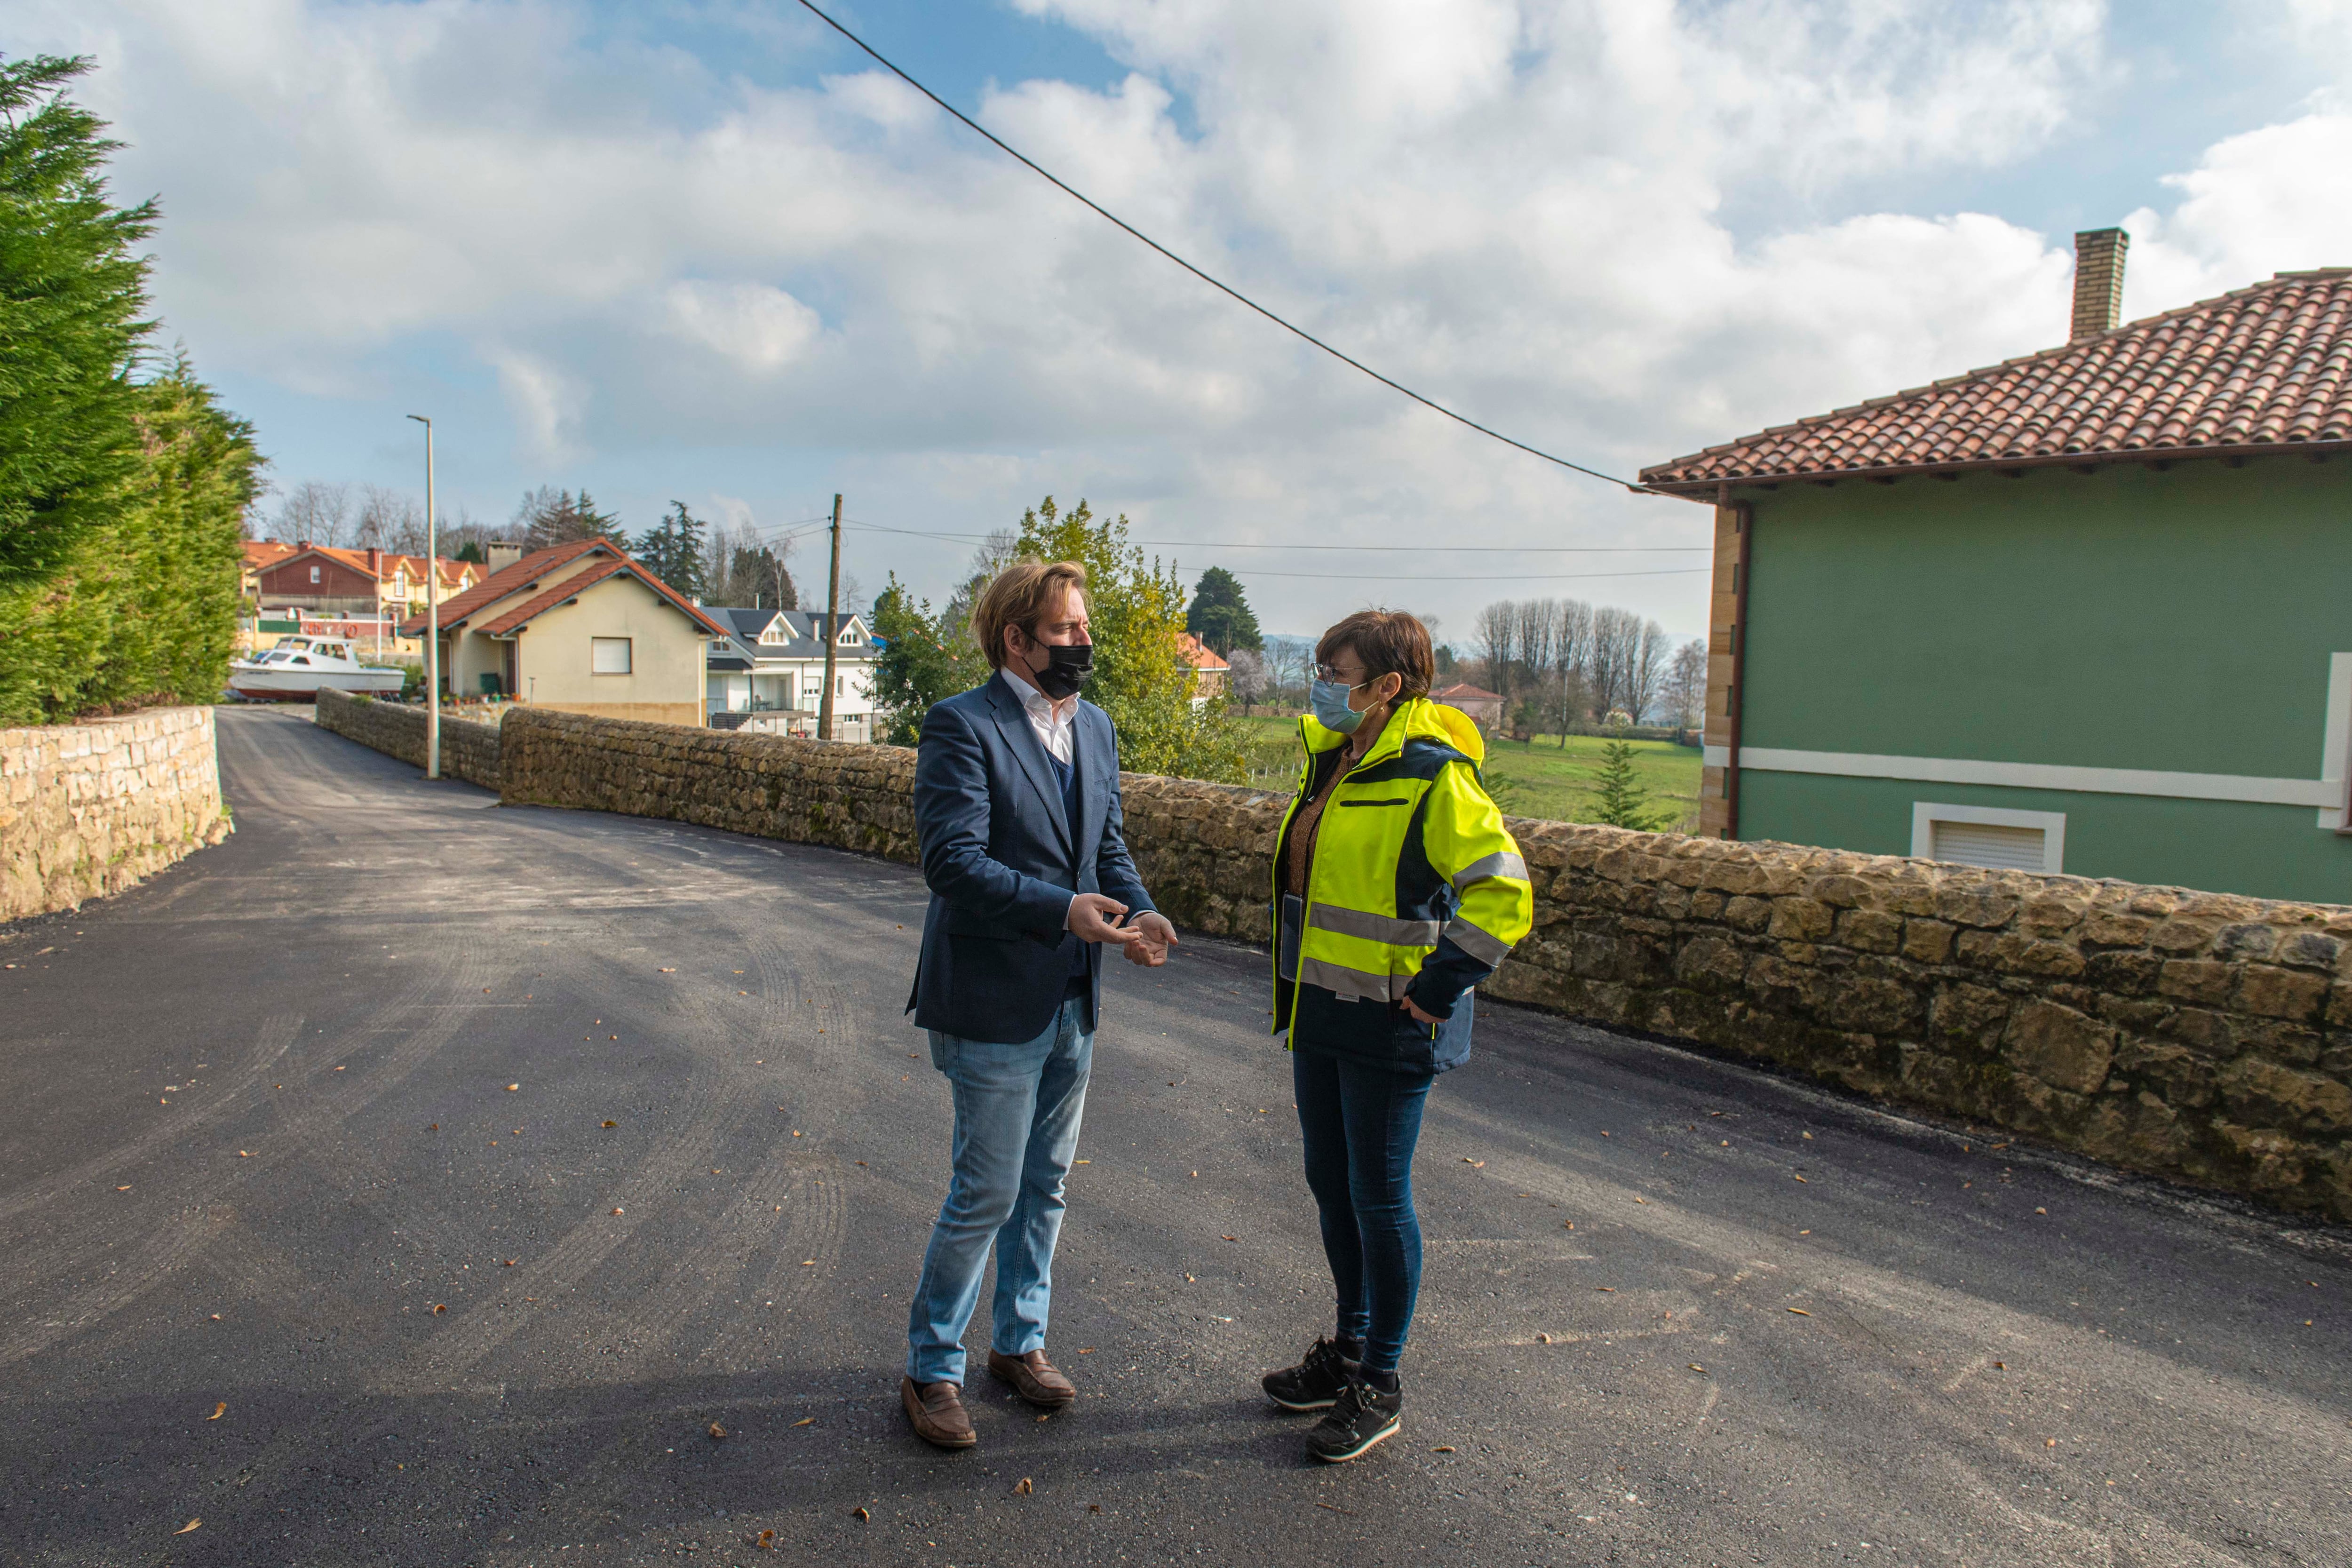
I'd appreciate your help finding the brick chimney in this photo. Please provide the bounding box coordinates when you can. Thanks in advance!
[2071,227,2129,342]
[366,547,383,575]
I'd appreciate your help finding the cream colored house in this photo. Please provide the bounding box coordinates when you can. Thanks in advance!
[399,537,723,726]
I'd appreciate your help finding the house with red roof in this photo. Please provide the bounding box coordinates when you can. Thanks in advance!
[398,537,726,727]
[1639,229,2352,901]
[1176,631,1230,703]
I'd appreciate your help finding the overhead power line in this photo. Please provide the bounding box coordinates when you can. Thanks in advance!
[841,520,1700,554]
[793,0,1644,493]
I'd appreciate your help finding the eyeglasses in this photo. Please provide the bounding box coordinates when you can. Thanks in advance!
[1314,663,1366,685]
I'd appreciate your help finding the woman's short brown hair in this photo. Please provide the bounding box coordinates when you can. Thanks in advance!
[1316,609,1433,701]
[970,560,1088,670]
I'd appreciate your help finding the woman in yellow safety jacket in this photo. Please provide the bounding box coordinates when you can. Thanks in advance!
[1257,610,1532,1464]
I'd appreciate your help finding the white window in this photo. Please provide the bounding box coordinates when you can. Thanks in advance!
[838,629,859,644]
[1910,803,2065,874]
[591,637,633,675]
[310,565,321,584]
[835,674,843,696]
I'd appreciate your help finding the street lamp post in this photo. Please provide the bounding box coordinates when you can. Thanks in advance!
[405,414,440,780]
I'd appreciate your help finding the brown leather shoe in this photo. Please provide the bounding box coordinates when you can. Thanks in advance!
[901,1377,976,1448]
[987,1349,1077,1409]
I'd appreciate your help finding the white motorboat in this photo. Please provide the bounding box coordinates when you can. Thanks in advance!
[227,637,407,700]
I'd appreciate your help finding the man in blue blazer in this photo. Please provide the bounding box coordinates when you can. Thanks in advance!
[899,560,1177,1449]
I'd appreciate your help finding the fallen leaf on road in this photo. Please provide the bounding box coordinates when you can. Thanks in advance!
[1432,1445,1456,1453]
[1315,1501,1352,1515]
[1462,1158,1485,1168]
[1596,1286,1615,1292]
[1792,1175,1808,1183]
[792,1417,815,1428]
[2035,1207,2048,1215]
[708,1422,726,1440]
[1222,1235,1237,1242]
[757,1528,776,1547]
[116,1185,131,1192]
[660,968,676,973]
[1634,1196,1648,1204]
[206,1402,226,1421]
[431,1304,445,1314]
[612,1208,625,1215]
[1079,1348,1095,1354]
[238,1150,253,1158]
[1994,1361,2005,1370]
[502,1260,516,1267]
[1537,1333,1553,1344]
[852,1508,869,1521]
[173,1520,201,1536]
[1788,1308,1811,1316]
[428,1123,438,1131]
[1563,1221,1574,1230]
[2045,1438,2056,1448]
[1689,1364,1705,1373]
[1073,1159,1089,1164]
[855,1161,867,1167]
[1089,1504,1102,1515]
[602,1120,617,1128]
[208,1314,220,1321]
[801,1260,815,1266]
[1014,1477,1033,1495]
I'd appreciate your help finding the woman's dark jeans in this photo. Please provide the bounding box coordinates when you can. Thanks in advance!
[1292,1043,1435,1374]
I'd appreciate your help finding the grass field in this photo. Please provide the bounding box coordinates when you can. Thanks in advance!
[1235,713,1702,830]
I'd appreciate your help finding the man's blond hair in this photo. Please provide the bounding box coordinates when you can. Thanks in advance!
[971,560,1087,670]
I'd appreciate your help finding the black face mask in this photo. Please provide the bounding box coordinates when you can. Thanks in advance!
[1025,640,1093,700]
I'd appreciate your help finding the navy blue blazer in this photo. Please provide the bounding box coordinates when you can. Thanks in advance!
[906,674,1157,1044]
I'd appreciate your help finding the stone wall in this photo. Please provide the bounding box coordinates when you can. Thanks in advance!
[0,707,231,922]
[356,704,2352,1222]
[314,689,502,789]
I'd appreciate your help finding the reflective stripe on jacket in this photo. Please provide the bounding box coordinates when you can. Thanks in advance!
[1270,696,1533,1070]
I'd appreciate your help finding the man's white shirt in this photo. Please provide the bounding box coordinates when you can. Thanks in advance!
[998,666,1075,764]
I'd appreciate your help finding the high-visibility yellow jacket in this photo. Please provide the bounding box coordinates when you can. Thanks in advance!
[1271,696,1533,1072]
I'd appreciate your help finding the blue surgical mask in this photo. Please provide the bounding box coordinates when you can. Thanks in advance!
[1309,678,1367,734]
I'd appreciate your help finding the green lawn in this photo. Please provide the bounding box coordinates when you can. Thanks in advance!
[1235,713,1701,831]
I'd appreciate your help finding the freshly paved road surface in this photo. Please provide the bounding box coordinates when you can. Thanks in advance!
[3,707,2348,1568]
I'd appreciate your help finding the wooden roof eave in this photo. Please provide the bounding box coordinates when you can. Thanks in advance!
[1637,437,2352,496]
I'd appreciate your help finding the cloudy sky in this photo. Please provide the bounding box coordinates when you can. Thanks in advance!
[14,0,2352,641]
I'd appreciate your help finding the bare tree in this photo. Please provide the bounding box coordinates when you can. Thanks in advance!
[1264,635,1315,709]
[1473,601,1517,702]
[1226,646,1268,713]
[352,484,420,552]
[1626,618,1669,722]
[275,480,352,546]
[1662,637,1708,729]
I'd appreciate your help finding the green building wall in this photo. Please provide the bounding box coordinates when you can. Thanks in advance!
[1735,456,2352,903]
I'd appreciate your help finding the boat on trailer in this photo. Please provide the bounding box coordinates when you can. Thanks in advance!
[227,637,406,700]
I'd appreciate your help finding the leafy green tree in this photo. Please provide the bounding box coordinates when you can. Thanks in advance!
[1184,565,1262,656]
[0,358,262,721]
[453,539,486,565]
[1019,496,1244,782]
[0,55,156,593]
[869,573,986,746]
[1584,737,1673,831]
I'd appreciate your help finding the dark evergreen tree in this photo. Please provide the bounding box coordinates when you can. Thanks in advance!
[516,486,620,552]
[0,55,157,590]
[1184,565,1262,656]
[634,501,708,600]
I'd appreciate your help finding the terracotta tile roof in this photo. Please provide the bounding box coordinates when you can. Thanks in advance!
[1640,268,2352,491]
[242,539,297,572]
[400,538,612,635]
[399,537,726,639]
[1176,631,1230,672]
[260,543,475,588]
[1432,683,1503,703]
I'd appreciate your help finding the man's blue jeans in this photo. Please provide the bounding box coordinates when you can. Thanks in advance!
[905,995,1093,1386]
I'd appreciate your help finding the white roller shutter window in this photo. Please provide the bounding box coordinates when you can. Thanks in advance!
[1930,819,2046,872]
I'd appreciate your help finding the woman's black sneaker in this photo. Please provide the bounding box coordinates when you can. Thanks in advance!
[1306,1376,1403,1463]
[1262,1336,1358,1411]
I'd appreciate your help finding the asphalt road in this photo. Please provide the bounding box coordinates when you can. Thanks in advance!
[2,706,2347,1568]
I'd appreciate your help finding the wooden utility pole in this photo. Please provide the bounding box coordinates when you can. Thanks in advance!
[818,493,842,740]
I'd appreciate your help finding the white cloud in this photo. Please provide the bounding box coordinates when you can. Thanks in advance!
[489,348,588,465]
[13,0,2345,636]
[663,280,823,374]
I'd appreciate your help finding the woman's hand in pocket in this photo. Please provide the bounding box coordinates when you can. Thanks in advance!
[1399,994,1442,1027]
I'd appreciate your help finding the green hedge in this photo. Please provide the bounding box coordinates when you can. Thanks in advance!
[0,56,263,725]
